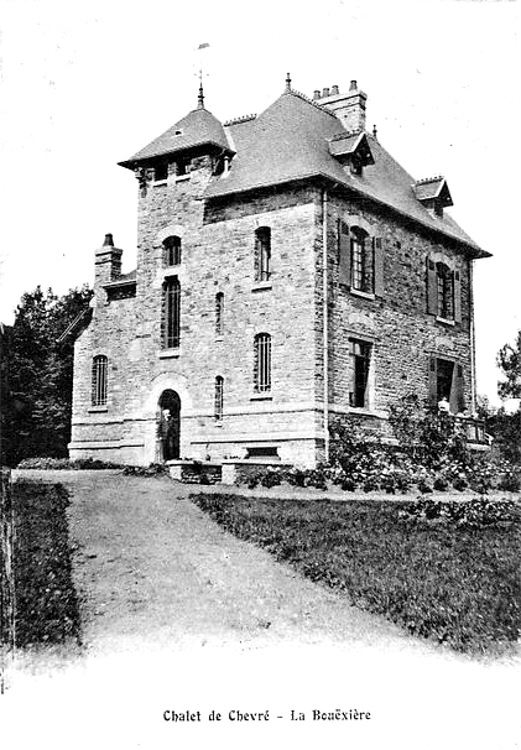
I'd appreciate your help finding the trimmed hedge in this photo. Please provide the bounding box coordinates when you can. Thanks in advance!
[190,493,521,653]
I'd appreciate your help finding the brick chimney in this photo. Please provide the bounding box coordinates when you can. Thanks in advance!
[95,233,122,288]
[316,80,367,133]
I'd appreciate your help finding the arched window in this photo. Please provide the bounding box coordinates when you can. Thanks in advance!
[215,292,224,336]
[436,262,454,320]
[350,227,373,293]
[163,235,181,266]
[214,376,224,421]
[254,227,271,283]
[254,333,271,393]
[91,355,108,407]
[162,276,181,349]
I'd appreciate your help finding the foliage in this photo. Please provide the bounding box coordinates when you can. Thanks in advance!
[190,493,521,653]
[12,481,81,647]
[497,330,521,400]
[17,456,123,470]
[6,285,93,465]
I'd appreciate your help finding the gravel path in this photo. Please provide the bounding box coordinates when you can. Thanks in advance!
[4,469,519,750]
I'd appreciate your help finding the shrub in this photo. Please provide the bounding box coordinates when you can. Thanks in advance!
[433,475,449,492]
[261,469,282,488]
[17,457,70,470]
[498,471,521,493]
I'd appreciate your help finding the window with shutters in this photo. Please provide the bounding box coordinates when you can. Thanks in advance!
[338,222,383,296]
[429,356,465,413]
[91,355,108,407]
[163,235,182,266]
[254,227,271,283]
[427,255,461,323]
[436,262,454,320]
[349,339,371,408]
[254,333,271,393]
[162,277,181,349]
[350,227,375,293]
[215,292,224,337]
[214,376,224,421]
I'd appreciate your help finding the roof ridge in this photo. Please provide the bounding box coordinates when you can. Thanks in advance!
[415,175,445,185]
[286,88,339,119]
[329,129,364,142]
[224,113,257,126]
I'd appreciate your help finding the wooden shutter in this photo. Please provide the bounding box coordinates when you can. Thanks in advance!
[428,356,438,407]
[451,363,465,413]
[426,257,438,315]
[453,270,462,323]
[338,221,351,286]
[374,237,384,296]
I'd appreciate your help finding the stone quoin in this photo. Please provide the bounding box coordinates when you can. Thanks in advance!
[68,75,490,468]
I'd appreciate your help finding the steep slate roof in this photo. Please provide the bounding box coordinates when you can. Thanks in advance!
[119,107,232,168]
[205,89,488,257]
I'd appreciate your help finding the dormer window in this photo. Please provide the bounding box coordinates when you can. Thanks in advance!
[413,176,453,218]
[329,131,374,176]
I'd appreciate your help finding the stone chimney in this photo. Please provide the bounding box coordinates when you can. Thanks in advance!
[315,80,367,133]
[95,233,123,288]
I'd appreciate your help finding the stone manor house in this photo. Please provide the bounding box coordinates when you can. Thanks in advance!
[69,75,490,468]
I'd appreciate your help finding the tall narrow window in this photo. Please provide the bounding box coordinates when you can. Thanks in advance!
[91,355,108,407]
[214,376,224,421]
[350,228,374,293]
[255,227,271,282]
[436,262,454,319]
[215,292,224,336]
[163,235,181,266]
[349,339,371,408]
[163,277,181,349]
[254,333,271,393]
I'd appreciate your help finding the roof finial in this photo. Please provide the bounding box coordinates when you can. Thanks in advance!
[285,72,292,92]
[196,42,210,109]
[197,72,205,109]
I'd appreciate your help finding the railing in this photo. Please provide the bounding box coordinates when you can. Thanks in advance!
[453,416,487,444]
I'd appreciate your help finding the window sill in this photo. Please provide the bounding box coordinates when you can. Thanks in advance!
[250,393,273,401]
[152,179,168,187]
[436,316,456,327]
[175,174,191,183]
[88,405,108,413]
[251,281,272,292]
[348,406,377,417]
[158,348,181,359]
[163,266,181,276]
[350,287,375,301]
[215,335,223,342]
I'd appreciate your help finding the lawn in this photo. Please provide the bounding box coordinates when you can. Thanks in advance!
[190,493,521,654]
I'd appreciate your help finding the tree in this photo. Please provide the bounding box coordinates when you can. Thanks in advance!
[497,330,521,400]
[7,285,93,465]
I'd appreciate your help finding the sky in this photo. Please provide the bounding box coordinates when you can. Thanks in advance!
[0,0,519,405]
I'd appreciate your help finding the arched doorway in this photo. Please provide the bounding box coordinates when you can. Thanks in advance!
[157,390,181,461]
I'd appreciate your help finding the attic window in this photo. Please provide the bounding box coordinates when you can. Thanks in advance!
[154,162,168,182]
[174,129,183,136]
[176,159,190,177]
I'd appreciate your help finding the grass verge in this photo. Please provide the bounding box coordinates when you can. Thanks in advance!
[190,493,520,654]
[13,480,81,648]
